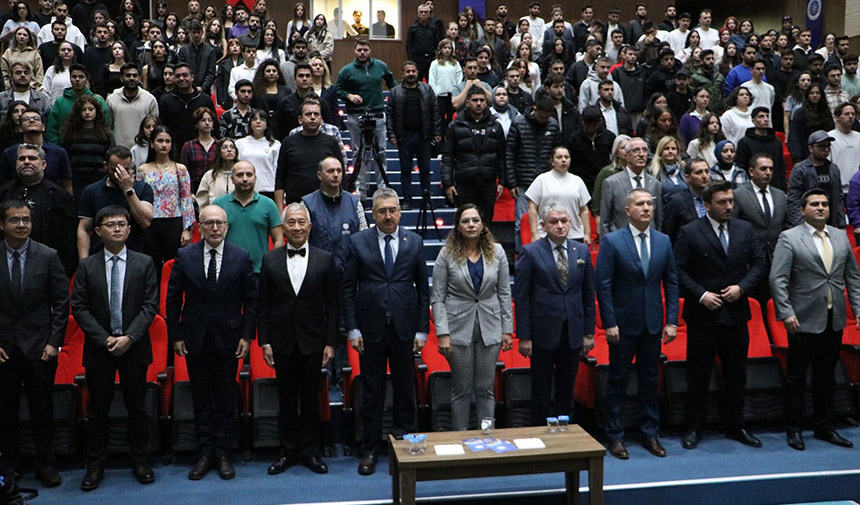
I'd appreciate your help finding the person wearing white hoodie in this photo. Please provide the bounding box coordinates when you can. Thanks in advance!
[577,56,624,112]
[720,85,754,145]
[36,2,86,50]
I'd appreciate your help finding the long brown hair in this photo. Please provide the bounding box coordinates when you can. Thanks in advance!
[444,203,497,264]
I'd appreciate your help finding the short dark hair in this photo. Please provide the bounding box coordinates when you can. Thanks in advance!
[234,78,252,91]
[580,105,602,124]
[801,188,828,208]
[750,152,773,168]
[466,85,487,98]
[94,205,130,228]
[542,73,565,87]
[353,37,371,48]
[68,63,88,79]
[702,180,732,203]
[751,106,770,118]
[683,157,709,175]
[825,63,842,75]
[534,96,554,113]
[292,36,308,47]
[120,62,138,75]
[294,62,312,75]
[174,62,194,75]
[844,54,859,64]
[834,102,857,116]
[402,60,417,70]
[104,145,132,162]
[0,199,29,221]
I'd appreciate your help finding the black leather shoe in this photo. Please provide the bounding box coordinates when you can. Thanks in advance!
[302,455,328,474]
[814,429,854,448]
[188,456,212,480]
[682,429,700,449]
[217,456,235,480]
[35,465,62,488]
[133,461,155,484]
[641,437,667,457]
[607,440,629,460]
[80,465,104,491]
[357,453,377,476]
[787,432,805,451]
[267,456,298,475]
[727,428,762,448]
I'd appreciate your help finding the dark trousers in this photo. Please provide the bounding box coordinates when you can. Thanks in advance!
[530,322,580,425]
[397,130,432,200]
[143,216,183,284]
[455,178,497,222]
[437,94,454,134]
[274,349,322,458]
[785,310,842,434]
[413,55,432,82]
[186,347,238,458]
[686,322,749,429]
[605,330,661,440]
[84,359,150,466]
[0,346,57,465]
[358,320,416,454]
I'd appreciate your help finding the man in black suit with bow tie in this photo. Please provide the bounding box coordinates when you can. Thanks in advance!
[259,202,339,475]
[166,205,257,480]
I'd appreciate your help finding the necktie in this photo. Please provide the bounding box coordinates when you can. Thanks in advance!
[556,244,569,288]
[10,250,21,297]
[110,256,122,335]
[718,224,728,253]
[815,230,833,309]
[760,188,771,223]
[207,249,217,293]
[384,235,394,277]
[639,232,649,277]
[693,196,706,217]
[287,248,306,257]
[634,175,643,188]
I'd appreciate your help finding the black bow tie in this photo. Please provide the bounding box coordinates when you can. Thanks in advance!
[288,248,306,257]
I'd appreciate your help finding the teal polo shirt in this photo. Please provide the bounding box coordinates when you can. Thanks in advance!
[214,191,281,272]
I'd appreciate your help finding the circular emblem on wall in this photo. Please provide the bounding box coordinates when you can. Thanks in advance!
[807,0,821,21]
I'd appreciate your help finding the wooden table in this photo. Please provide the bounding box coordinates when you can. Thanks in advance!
[388,425,605,505]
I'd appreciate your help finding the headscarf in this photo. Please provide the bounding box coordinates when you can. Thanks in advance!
[714,139,735,171]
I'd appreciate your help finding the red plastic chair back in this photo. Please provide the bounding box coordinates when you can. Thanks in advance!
[159,260,175,317]
[660,298,687,360]
[249,341,276,380]
[766,299,789,348]
[56,316,85,385]
[746,298,772,358]
[520,213,531,247]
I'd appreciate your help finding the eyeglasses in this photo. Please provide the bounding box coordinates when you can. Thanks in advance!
[201,219,228,228]
[6,217,31,225]
[20,116,41,123]
[100,221,129,229]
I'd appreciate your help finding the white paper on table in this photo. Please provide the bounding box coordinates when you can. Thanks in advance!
[433,444,466,455]
[513,438,546,449]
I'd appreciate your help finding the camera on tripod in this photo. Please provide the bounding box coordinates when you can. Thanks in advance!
[357,112,378,134]
[346,112,389,194]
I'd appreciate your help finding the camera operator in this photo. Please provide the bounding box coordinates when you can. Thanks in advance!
[335,38,397,187]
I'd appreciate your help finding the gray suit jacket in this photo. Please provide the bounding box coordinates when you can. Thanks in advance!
[770,223,860,334]
[732,182,787,260]
[431,243,514,346]
[599,169,663,236]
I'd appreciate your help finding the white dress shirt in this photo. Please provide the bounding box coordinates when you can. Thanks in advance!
[753,183,773,218]
[203,241,224,282]
[629,224,650,260]
[286,243,309,294]
[804,222,832,262]
[626,167,646,188]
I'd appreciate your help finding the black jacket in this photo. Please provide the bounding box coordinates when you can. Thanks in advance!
[566,126,616,193]
[505,111,562,189]
[735,127,788,190]
[406,21,441,61]
[441,108,506,188]
[158,90,216,149]
[176,42,218,94]
[385,82,442,141]
[611,64,646,114]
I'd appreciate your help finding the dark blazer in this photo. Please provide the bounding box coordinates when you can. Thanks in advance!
[786,158,845,229]
[732,182,787,260]
[514,237,596,350]
[674,217,767,326]
[662,188,701,242]
[258,245,339,355]
[596,227,679,335]
[343,227,430,342]
[165,241,257,357]
[71,249,158,368]
[0,240,69,360]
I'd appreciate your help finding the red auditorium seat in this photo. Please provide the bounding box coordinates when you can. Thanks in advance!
[774,131,793,181]
[520,213,531,248]
[159,259,175,317]
[742,299,785,422]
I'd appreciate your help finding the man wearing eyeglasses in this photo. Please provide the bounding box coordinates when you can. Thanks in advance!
[0,200,69,488]
[71,205,158,491]
[0,109,72,194]
[0,143,77,276]
[166,205,257,481]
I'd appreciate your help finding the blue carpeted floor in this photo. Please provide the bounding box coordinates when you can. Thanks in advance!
[14,427,860,505]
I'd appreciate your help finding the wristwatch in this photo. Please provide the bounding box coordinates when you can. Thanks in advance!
[125,188,135,197]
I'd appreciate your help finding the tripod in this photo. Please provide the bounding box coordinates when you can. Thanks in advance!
[346,121,388,199]
[415,189,441,239]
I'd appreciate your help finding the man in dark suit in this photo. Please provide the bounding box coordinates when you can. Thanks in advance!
[662,158,711,242]
[260,202,338,476]
[596,189,679,459]
[732,153,787,301]
[166,205,257,481]
[515,203,596,426]
[0,201,68,487]
[770,188,860,451]
[71,205,158,491]
[674,180,767,450]
[343,187,429,476]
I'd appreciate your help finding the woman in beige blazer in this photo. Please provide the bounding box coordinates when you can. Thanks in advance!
[431,204,514,430]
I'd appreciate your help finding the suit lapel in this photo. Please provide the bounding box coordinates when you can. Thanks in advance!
[0,247,10,293]
[392,228,411,275]
[277,247,297,296]
[19,244,37,298]
[697,218,726,258]
[366,229,387,275]
[798,228,828,273]
[621,227,647,280]
[537,238,563,291]
[95,253,109,315]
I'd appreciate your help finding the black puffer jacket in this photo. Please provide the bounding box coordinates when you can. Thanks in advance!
[441,108,506,188]
[504,110,562,189]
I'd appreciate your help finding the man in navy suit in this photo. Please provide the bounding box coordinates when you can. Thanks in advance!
[343,187,429,476]
[166,205,257,481]
[674,180,767,450]
[596,189,679,459]
[662,158,711,242]
[515,203,596,426]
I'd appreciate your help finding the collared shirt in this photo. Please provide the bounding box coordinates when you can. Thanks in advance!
[377,226,400,261]
[104,246,128,316]
[180,138,218,183]
[600,101,619,136]
[549,238,568,264]
[626,167,646,188]
[286,242,308,293]
[5,238,29,280]
[804,221,833,262]
[629,224,650,260]
[706,215,728,248]
[219,106,252,139]
[753,183,773,217]
[203,240,224,282]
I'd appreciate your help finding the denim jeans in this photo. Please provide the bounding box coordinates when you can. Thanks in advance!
[347,113,388,199]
